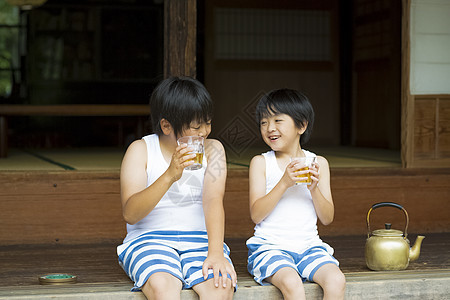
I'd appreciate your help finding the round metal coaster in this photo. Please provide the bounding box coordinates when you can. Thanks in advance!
[39,274,77,285]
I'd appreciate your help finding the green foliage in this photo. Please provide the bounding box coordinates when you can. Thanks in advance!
[0,2,19,25]
[0,2,19,98]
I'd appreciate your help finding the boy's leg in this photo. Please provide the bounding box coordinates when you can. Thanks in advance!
[266,267,306,300]
[141,272,183,300]
[178,236,234,300]
[312,264,346,300]
[192,278,234,300]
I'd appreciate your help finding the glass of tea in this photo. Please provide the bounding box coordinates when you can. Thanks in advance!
[177,136,204,170]
[290,156,316,185]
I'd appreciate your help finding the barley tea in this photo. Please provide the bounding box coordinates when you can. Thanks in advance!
[295,166,312,185]
[186,152,203,170]
[177,136,204,170]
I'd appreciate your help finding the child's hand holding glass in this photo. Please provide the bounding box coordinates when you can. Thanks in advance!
[177,136,204,170]
[167,142,196,182]
[290,157,319,189]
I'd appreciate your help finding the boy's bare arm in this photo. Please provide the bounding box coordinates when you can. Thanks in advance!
[309,156,335,225]
[202,139,237,287]
[120,140,192,225]
[249,155,293,224]
[203,139,227,253]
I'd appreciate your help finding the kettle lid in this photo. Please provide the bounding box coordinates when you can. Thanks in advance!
[372,223,404,237]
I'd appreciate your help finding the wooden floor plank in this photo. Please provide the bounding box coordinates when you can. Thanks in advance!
[0,233,448,287]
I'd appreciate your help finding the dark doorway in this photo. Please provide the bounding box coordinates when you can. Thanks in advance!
[343,0,402,150]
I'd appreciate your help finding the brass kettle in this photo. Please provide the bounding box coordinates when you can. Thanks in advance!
[365,202,425,271]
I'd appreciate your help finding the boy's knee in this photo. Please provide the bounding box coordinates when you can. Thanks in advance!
[323,271,346,295]
[282,275,303,290]
[214,286,234,300]
[335,272,346,289]
[194,278,234,300]
[274,271,304,296]
[143,273,182,297]
[202,285,234,300]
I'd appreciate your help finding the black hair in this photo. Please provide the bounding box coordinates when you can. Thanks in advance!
[255,88,315,145]
[150,76,213,137]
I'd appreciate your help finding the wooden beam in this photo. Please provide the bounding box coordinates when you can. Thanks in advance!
[401,0,413,167]
[0,104,150,116]
[163,0,197,78]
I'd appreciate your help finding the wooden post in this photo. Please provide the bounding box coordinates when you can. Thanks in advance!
[163,0,197,78]
[401,0,412,168]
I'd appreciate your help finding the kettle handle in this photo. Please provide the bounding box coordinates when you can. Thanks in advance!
[366,202,409,239]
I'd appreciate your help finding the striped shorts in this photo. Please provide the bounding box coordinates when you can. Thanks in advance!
[247,237,339,285]
[117,230,233,291]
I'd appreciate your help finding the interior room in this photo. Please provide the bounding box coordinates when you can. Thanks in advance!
[0,0,404,170]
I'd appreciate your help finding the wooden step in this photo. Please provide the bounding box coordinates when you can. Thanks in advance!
[1,270,449,299]
[1,234,449,299]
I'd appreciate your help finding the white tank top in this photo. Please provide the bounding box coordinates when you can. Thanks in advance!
[123,134,207,243]
[253,150,329,252]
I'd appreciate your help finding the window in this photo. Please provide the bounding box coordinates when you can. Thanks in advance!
[214,8,331,61]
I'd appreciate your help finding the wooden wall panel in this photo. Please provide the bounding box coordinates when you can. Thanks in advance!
[0,172,125,245]
[414,98,436,159]
[1,168,449,245]
[321,168,450,236]
[438,99,450,157]
[411,95,450,167]
[1,194,125,244]
[222,168,450,238]
[223,169,253,238]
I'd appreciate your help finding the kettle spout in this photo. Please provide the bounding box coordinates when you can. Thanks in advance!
[409,235,425,262]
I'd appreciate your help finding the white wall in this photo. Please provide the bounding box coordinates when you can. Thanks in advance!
[410,0,450,95]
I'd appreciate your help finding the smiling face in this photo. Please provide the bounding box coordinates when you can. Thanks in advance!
[255,89,315,147]
[260,112,306,152]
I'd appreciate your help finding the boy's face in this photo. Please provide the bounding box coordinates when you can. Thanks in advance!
[180,119,212,138]
[260,113,305,151]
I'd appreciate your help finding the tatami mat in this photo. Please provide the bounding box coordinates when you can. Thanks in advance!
[227,146,401,169]
[0,150,62,171]
[0,148,124,171]
[0,146,401,171]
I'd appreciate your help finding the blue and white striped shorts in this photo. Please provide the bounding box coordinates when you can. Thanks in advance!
[247,239,339,285]
[117,230,233,291]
